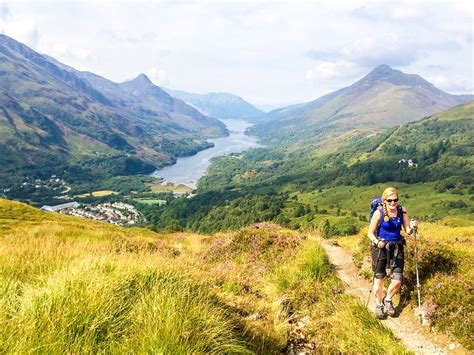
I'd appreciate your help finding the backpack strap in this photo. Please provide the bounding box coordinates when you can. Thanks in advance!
[377,205,404,236]
[376,205,384,236]
[398,205,404,230]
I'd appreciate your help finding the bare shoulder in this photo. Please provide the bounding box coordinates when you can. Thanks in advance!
[402,206,407,213]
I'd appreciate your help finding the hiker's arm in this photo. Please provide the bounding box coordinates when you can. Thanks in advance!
[402,207,417,235]
[368,210,382,245]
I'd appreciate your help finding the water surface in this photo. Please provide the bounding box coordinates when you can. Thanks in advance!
[152,119,263,188]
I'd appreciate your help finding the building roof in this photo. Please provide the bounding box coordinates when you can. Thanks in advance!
[40,202,80,212]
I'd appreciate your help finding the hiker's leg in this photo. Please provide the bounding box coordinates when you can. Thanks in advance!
[373,277,385,304]
[387,279,402,298]
[372,246,387,305]
[387,244,404,299]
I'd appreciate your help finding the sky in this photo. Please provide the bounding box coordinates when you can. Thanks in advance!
[0,0,473,111]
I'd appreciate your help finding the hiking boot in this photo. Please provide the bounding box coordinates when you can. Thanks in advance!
[384,298,396,316]
[374,304,385,319]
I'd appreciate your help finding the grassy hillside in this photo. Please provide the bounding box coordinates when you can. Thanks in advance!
[0,199,407,353]
[337,220,473,349]
[130,101,474,349]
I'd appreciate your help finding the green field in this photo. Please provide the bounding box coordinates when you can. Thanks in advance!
[295,182,474,226]
[134,198,167,205]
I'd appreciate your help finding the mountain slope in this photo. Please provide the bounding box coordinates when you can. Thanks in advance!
[0,34,226,182]
[250,65,473,145]
[347,100,474,186]
[0,198,409,353]
[165,89,264,120]
[120,76,225,135]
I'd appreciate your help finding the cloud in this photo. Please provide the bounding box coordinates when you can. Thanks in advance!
[351,3,424,23]
[305,49,339,62]
[425,73,474,93]
[147,67,169,87]
[103,30,160,45]
[1,1,472,105]
[306,34,421,78]
[0,2,10,21]
[341,36,421,67]
[305,61,357,80]
[47,43,92,62]
[3,18,39,48]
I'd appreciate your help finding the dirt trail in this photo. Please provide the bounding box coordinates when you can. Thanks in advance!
[321,240,466,355]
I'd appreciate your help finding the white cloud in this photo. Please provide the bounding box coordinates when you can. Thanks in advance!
[147,67,169,87]
[1,0,472,106]
[426,73,474,93]
[48,43,91,61]
[0,2,10,21]
[391,6,421,20]
[2,18,39,48]
[306,61,357,81]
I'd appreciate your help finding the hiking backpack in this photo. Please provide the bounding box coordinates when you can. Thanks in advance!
[369,197,403,236]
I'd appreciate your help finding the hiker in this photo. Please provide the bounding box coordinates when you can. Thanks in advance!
[368,187,417,318]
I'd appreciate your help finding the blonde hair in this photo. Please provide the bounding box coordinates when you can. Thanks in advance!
[381,187,398,222]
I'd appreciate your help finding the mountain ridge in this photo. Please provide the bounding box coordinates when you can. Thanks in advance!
[250,64,473,145]
[0,34,227,183]
[165,88,264,120]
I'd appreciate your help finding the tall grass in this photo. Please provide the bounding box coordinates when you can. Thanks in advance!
[0,200,248,353]
[1,200,413,353]
[271,240,407,353]
[313,295,409,354]
[335,221,474,349]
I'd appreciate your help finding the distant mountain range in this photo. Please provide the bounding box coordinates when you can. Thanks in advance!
[0,34,226,181]
[164,89,264,120]
[250,64,473,145]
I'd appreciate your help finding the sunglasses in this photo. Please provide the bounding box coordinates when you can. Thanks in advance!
[386,199,399,203]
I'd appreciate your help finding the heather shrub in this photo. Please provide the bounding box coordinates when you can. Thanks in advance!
[422,273,473,350]
[403,239,458,297]
[202,222,303,265]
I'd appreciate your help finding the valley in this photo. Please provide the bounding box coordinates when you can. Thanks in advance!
[0,29,472,353]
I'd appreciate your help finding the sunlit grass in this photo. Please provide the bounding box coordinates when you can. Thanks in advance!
[0,199,414,353]
[331,219,474,349]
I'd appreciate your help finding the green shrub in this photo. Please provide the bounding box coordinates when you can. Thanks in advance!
[403,240,458,296]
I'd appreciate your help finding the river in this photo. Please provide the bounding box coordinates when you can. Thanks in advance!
[151,119,263,189]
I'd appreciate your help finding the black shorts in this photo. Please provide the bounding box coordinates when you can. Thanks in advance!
[371,241,405,281]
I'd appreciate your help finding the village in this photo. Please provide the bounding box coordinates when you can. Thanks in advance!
[41,201,145,226]
[2,175,73,200]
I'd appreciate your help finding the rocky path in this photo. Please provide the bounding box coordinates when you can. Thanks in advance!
[321,240,466,355]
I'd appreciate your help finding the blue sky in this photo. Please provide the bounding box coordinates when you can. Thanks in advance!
[1,0,472,110]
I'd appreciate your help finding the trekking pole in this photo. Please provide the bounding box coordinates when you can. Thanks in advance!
[366,246,382,307]
[413,225,422,323]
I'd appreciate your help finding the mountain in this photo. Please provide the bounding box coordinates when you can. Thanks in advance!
[119,76,224,135]
[250,64,474,145]
[43,54,227,137]
[0,34,226,183]
[165,89,264,120]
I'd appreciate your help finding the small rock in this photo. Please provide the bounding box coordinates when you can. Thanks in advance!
[448,343,456,350]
